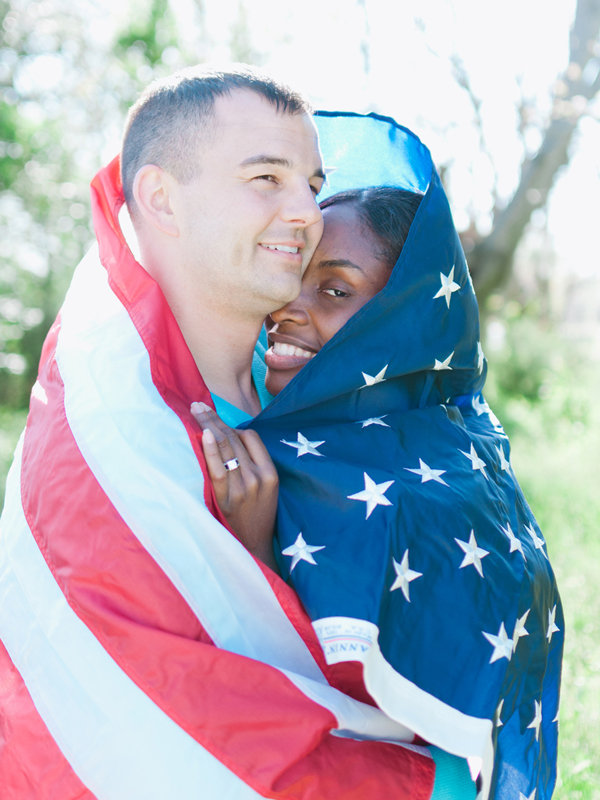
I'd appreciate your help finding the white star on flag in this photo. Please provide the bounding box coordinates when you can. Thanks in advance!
[496,444,511,471]
[477,341,485,374]
[525,523,547,558]
[348,472,395,519]
[281,532,325,572]
[500,522,525,558]
[527,700,542,741]
[472,395,488,416]
[495,698,504,728]
[483,622,513,663]
[357,415,390,428]
[361,365,388,387]
[547,605,560,642]
[433,265,461,308]
[519,791,537,800]
[433,351,454,371]
[281,432,325,457]
[404,458,448,486]
[455,530,489,577]
[460,443,488,478]
[390,550,423,601]
[488,406,504,433]
[512,609,530,651]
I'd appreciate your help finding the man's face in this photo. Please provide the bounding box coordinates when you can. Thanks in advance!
[169,90,325,320]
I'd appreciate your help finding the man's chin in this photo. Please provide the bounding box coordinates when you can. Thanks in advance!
[263,281,303,316]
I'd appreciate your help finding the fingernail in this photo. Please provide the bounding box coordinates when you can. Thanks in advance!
[202,428,216,444]
[191,401,212,416]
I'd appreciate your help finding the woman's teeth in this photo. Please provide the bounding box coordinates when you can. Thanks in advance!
[272,342,315,359]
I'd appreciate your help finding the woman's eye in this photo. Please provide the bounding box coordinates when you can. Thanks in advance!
[321,287,349,298]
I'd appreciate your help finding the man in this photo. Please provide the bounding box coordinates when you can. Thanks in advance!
[0,66,436,799]
[120,68,325,415]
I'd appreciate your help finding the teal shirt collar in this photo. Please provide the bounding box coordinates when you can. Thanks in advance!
[210,330,273,427]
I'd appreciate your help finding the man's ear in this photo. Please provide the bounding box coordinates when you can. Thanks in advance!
[132,165,179,237]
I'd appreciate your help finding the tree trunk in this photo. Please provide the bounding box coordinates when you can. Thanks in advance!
[469,0,600,306]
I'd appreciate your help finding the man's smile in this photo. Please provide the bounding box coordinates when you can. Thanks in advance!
[261,244,300,254]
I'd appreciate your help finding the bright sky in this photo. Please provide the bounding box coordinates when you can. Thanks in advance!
[172,0,600,279]
[21,0,600,280]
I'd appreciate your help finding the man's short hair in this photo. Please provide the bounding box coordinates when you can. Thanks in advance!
[121,64,312,211]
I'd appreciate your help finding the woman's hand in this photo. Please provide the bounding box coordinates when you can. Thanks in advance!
[191,402,279,572]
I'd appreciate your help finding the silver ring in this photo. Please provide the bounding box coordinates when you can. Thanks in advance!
[223,457,240,472]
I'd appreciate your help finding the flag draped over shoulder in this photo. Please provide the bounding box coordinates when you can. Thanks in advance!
[247,112,564,800]
[0,156,437,798]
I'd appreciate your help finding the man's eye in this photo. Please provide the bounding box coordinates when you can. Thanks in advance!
[255,174,278,184]
[311,178,326,197]
[321,287,349,298]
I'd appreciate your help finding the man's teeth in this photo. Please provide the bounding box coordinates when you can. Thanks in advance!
[272,342,315,359]
[263,244,299,254]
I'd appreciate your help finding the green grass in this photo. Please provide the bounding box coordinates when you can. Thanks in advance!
[484,323,600,800]
[508,405,600,799]
[0,365,598,797]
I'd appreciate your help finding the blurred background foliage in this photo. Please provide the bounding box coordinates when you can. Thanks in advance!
[0,0,599,796]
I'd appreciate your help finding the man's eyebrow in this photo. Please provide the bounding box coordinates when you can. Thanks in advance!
[239,155,326,181]
[239,155,293,168]
[317,258,364,272]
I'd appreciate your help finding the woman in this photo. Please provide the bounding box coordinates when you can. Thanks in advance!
[196,184,478,799]
[195,185,422,567]
[194,112,562,800]
[263,186,421,395]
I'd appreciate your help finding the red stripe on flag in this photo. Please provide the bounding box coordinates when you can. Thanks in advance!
[18,303,434,800]
[90,158,340,683]
[21,355,434,797]
[0,641,96,800]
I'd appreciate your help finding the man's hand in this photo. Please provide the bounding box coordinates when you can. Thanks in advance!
[191,402,279,572]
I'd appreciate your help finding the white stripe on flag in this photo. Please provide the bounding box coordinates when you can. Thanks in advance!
[0,435,268,800]
[58,248,322,675]
[56,248,417,744]
[363,638,494,799]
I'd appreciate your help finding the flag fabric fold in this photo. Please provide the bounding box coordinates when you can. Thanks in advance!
[247,111,564,800]
[0,155,435,799]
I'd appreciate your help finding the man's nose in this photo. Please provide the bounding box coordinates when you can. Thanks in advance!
[280,181,322,228]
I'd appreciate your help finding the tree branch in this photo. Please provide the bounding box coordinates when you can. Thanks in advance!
[469,0,600,305]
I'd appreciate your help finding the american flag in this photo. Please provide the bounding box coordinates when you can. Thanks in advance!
[248,112,564,800]
[0,154,437,797]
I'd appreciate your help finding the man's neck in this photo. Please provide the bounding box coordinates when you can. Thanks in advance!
[159,271,263,414]
[183,308,263,416]
[126,213,264,416]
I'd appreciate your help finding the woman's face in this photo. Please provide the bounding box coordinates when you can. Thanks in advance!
[264,202,391,395]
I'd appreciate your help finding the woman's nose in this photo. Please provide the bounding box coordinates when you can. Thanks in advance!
[269,291,311,326]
